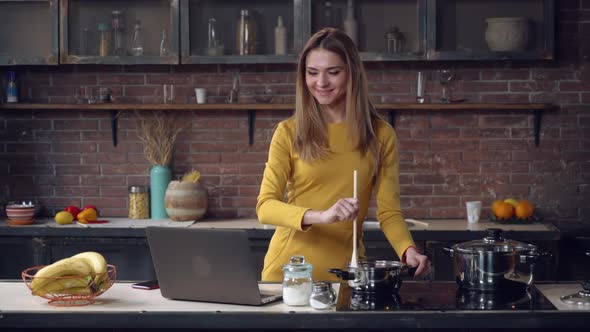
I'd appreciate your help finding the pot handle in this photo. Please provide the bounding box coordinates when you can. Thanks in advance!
[401,265,418,278]
[441,246,454,257]
[327,268,353,281]
[521,251,552,264]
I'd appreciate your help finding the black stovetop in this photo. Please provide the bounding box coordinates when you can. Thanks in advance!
[335,281,556,311]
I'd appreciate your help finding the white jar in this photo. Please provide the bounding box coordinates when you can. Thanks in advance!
[485,17,529,52]
[282,255,313,306]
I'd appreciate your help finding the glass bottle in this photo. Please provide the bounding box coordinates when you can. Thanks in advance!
[274,16,287,55]
[111,10,126,56]
[323,1,333,28]
[309,281,336,310]
[282,255,313,306]
[81,28,90,55]
[236,9,257,55]
[385,26,404,54]
[6,70,18,103]
[343,0,358,45]
[129,186,150,219]
[98,22,111,56]
[131,19,144,56]
[206,17,224,56]
[160,28,171,56]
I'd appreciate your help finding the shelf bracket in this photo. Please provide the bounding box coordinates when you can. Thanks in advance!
[534,109,543,147]
[111,110,122,147]
[388,110,396,128]
[248,110,256,146]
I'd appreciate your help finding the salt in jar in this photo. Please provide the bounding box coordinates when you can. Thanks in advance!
[282,255,313,306]
[309,281,336,310]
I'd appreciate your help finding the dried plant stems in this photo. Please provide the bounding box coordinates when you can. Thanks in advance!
[136,111,183,166]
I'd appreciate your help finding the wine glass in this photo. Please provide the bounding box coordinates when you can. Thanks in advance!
[438,69,455,103]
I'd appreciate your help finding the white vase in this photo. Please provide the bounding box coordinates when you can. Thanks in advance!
[274,16,287,55]
[343,0,357,45]
[485,17,529,52]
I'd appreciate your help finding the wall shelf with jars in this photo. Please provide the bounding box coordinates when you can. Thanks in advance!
[426,0,554,61]
[180,0,308,64]
[0,0,58,65]
[59,0,180,65]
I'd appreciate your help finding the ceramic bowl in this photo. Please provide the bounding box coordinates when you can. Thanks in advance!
[5,202,36,225]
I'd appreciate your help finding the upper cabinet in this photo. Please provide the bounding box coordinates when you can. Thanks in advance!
[59,0,180,64]
[180,0,308,64]
[310,0,427,61]
[0,0,555,66]
[0,0,59,65]
[426,0,554,60]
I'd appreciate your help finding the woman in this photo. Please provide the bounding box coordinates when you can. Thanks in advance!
[256,28,430,282]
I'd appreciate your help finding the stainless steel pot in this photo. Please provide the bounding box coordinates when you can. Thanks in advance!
[443,228,550,292]
[328,260,416,293]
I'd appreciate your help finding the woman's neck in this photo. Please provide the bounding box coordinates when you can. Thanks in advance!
[323,101,346,123]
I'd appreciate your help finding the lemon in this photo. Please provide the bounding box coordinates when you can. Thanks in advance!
[54,211,74,225]
[504,198,518,208]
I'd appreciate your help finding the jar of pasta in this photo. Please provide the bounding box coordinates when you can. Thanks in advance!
[129,186,149,219]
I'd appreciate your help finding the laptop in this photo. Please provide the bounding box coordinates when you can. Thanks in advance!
[146,227,282,306]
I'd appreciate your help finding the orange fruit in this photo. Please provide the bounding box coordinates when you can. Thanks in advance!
[494,201,514,219]
[491,200,504,216]
[515,200,534,219]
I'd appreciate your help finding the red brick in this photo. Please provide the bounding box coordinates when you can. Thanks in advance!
[102,164,149,175]
[81,175,127,186]
[55,186,100,196]
[481,70,530,80]
[81,197,126,209]
[37,175,80,186]
[52,74,97,86]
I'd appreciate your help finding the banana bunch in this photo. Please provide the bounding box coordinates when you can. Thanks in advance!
[30,251,109,296]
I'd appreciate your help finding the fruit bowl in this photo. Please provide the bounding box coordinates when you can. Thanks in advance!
[489,211,543,224]
[22,264,117,306]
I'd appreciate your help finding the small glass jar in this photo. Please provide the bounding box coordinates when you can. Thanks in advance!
[98,22,111,56]
[385,26,404,54]
[129,186,149,219]
[309,281,336,310]
[282,255,313,306]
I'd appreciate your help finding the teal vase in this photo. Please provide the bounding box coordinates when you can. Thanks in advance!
[150,165,172,219]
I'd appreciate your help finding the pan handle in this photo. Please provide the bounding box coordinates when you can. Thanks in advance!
[401,265,418,277]
[327,268,353,281]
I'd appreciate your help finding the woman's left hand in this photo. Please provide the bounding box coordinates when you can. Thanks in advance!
[404,246,431,277]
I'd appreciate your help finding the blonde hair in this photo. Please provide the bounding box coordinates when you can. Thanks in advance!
[294,28,382,170]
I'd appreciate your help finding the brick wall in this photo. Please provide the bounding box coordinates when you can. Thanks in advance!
[1,1,588,223]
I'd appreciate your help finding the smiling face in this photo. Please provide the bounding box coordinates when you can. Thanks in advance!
[305,48,348,117]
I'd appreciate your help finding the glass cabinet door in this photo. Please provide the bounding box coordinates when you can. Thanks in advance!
[0,0,58,65]
[60,0,180,64]
[311,0,427,61]
[180,0,308,64]
[426,0,554,60]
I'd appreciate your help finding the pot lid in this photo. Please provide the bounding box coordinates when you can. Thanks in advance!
[282,255,313,273]
[453,228,537,253]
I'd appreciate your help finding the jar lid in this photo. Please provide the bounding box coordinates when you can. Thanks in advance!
[129,186,149,193]
[452,228,537,254]
[385,26,404,40]
[282,255,313,273]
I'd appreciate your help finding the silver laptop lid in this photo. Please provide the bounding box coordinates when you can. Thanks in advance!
[146,227,273,305]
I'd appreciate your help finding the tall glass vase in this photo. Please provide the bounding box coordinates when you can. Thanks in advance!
[150,165,172,219]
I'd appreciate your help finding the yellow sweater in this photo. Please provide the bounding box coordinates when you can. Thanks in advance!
[256,118,415,282]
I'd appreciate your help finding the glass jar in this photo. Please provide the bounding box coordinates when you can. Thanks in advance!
[236,9,257,55]
[309,281,336,310]
[111,10,126,56]
[129,186,149,219]
[385,26,404,54]
[98,22,111,56]
[282,255,313,306]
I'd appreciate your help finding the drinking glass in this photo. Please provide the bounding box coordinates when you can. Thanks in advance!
[438,69,454,103]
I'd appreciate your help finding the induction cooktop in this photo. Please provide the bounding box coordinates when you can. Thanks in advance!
[335,281,556,311]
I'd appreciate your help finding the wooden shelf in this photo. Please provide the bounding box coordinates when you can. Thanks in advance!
[0,103,552,147]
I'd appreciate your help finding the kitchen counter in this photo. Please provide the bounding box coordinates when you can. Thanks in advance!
[0,281,587,329]
[0,217,560,241]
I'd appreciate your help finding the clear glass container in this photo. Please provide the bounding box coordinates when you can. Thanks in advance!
[129,186,149,219]
[131,19,144,56]
[98,22,111,56]
[206,17,224,56]
[282,255,313,306]
[385,26,404,54]
[236,9,257,55]
[309,281,336,310]
[160,28,171,56]
[111,10,126,56]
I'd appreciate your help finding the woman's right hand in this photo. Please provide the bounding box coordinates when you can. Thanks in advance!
[302,198,359,226]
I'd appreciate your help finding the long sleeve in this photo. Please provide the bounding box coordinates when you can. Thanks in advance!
[374,123,415,258]
[256,121,309,231]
